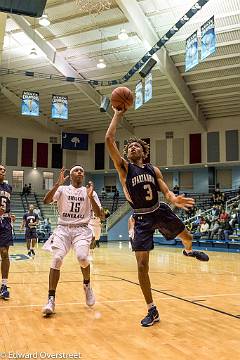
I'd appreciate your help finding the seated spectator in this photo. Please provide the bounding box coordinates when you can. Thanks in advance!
[43,218,51,234]
[104,208,110,218]
[213,185,221,197]
[219,209,228,221]
[113,189,119,201]
[199,219,209,237]
[209,220,220,239]
[185,222,193,232]
[101,187,106,199]
[229,209,238,228]
[173,185,180,195]
[218,219,233,241]
[211,205,220,218]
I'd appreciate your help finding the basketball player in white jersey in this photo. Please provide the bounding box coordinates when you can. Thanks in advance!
[42,166,102,316]
[128,215,135,250]
[89,210,103,249]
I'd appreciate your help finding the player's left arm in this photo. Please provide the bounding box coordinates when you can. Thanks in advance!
[86,182,102,218]
[153,166,195,210]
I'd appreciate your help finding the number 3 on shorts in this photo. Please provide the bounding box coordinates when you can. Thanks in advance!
[144,184,153,201]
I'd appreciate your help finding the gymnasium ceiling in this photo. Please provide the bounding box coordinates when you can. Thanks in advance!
[0,0,239,133]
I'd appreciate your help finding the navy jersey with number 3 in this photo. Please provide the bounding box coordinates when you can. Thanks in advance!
[125,163,159,210]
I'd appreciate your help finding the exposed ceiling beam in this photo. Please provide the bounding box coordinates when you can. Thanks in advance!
[10,14,134,134]
[0,13,7,64]
[116,0,207,131]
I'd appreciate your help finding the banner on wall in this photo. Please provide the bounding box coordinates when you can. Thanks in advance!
[51,95,68,120]
[61,132,88,150]
[21,91,39,116]
[135,81,143,110]
[144,73,153,104]
[201,16,216,60]
[185,31,198,72]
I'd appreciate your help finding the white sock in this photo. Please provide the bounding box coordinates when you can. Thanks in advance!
[2,279,7,286]
[184,249,193,254]
[147,302,155,310]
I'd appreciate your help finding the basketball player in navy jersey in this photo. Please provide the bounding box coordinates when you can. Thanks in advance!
[20,204,39,257]
[105,108,209,327]
[0,165,15,299]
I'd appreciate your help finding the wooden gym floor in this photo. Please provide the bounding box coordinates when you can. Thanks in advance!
[0,242,240,360]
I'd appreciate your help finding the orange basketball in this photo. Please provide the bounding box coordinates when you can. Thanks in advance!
[111,87,134,111]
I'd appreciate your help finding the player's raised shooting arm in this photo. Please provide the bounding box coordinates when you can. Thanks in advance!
[105,108,128,174]
[43,182,61,204]
[43,168,69,204]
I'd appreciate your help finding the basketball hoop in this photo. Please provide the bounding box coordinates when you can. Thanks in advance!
[75,0,112,14]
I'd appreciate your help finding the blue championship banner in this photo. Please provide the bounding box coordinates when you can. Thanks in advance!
[144,73,153,104]
[185,31,199,72]
[62,132,88,150]
[21,91,39,116]
[135,81,143,110]
[51,95,68,120]
[201,16,216,61]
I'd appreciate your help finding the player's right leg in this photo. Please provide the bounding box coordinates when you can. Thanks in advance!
[42,226,70,316]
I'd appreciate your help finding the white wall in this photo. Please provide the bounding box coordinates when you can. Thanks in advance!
[1,113,240,192]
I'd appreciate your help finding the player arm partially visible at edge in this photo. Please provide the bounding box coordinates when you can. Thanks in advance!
[86,182,102,218]
[43,168,69,204]
[105,108,128,179]
[154,166,195,211]
[20,216,26,230]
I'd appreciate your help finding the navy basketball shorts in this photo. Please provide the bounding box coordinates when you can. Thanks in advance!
[0,219,13,247]
[132,203,185,252]
[25,228,37,240]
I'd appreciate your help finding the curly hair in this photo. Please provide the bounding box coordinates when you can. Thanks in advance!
[123,137,150,160]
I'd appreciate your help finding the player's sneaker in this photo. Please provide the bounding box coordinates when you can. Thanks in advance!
[0,284,10,300]
[84,284,95,307]
[31,249,35,256]
[183,249,209,261]
[141,306,160,327]
[42,296,55,316]
[27,250,32,257]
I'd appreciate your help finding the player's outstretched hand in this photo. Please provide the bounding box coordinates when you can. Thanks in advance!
[86,181,94,199]
[112,106,127,117]
[56,167,69,186]
[173,194,195,211]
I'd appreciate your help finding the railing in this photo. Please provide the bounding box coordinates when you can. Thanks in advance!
[183,208,213,224]
[106,201,131,230]
[226,195,240,212]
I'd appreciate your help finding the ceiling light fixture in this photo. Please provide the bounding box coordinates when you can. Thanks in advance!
[97,58,106,69]
[118,28,128,41]
[39,14,50,27]
[29,47,38,58]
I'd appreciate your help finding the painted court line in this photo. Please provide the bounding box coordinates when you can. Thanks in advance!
[0,292,240,310]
